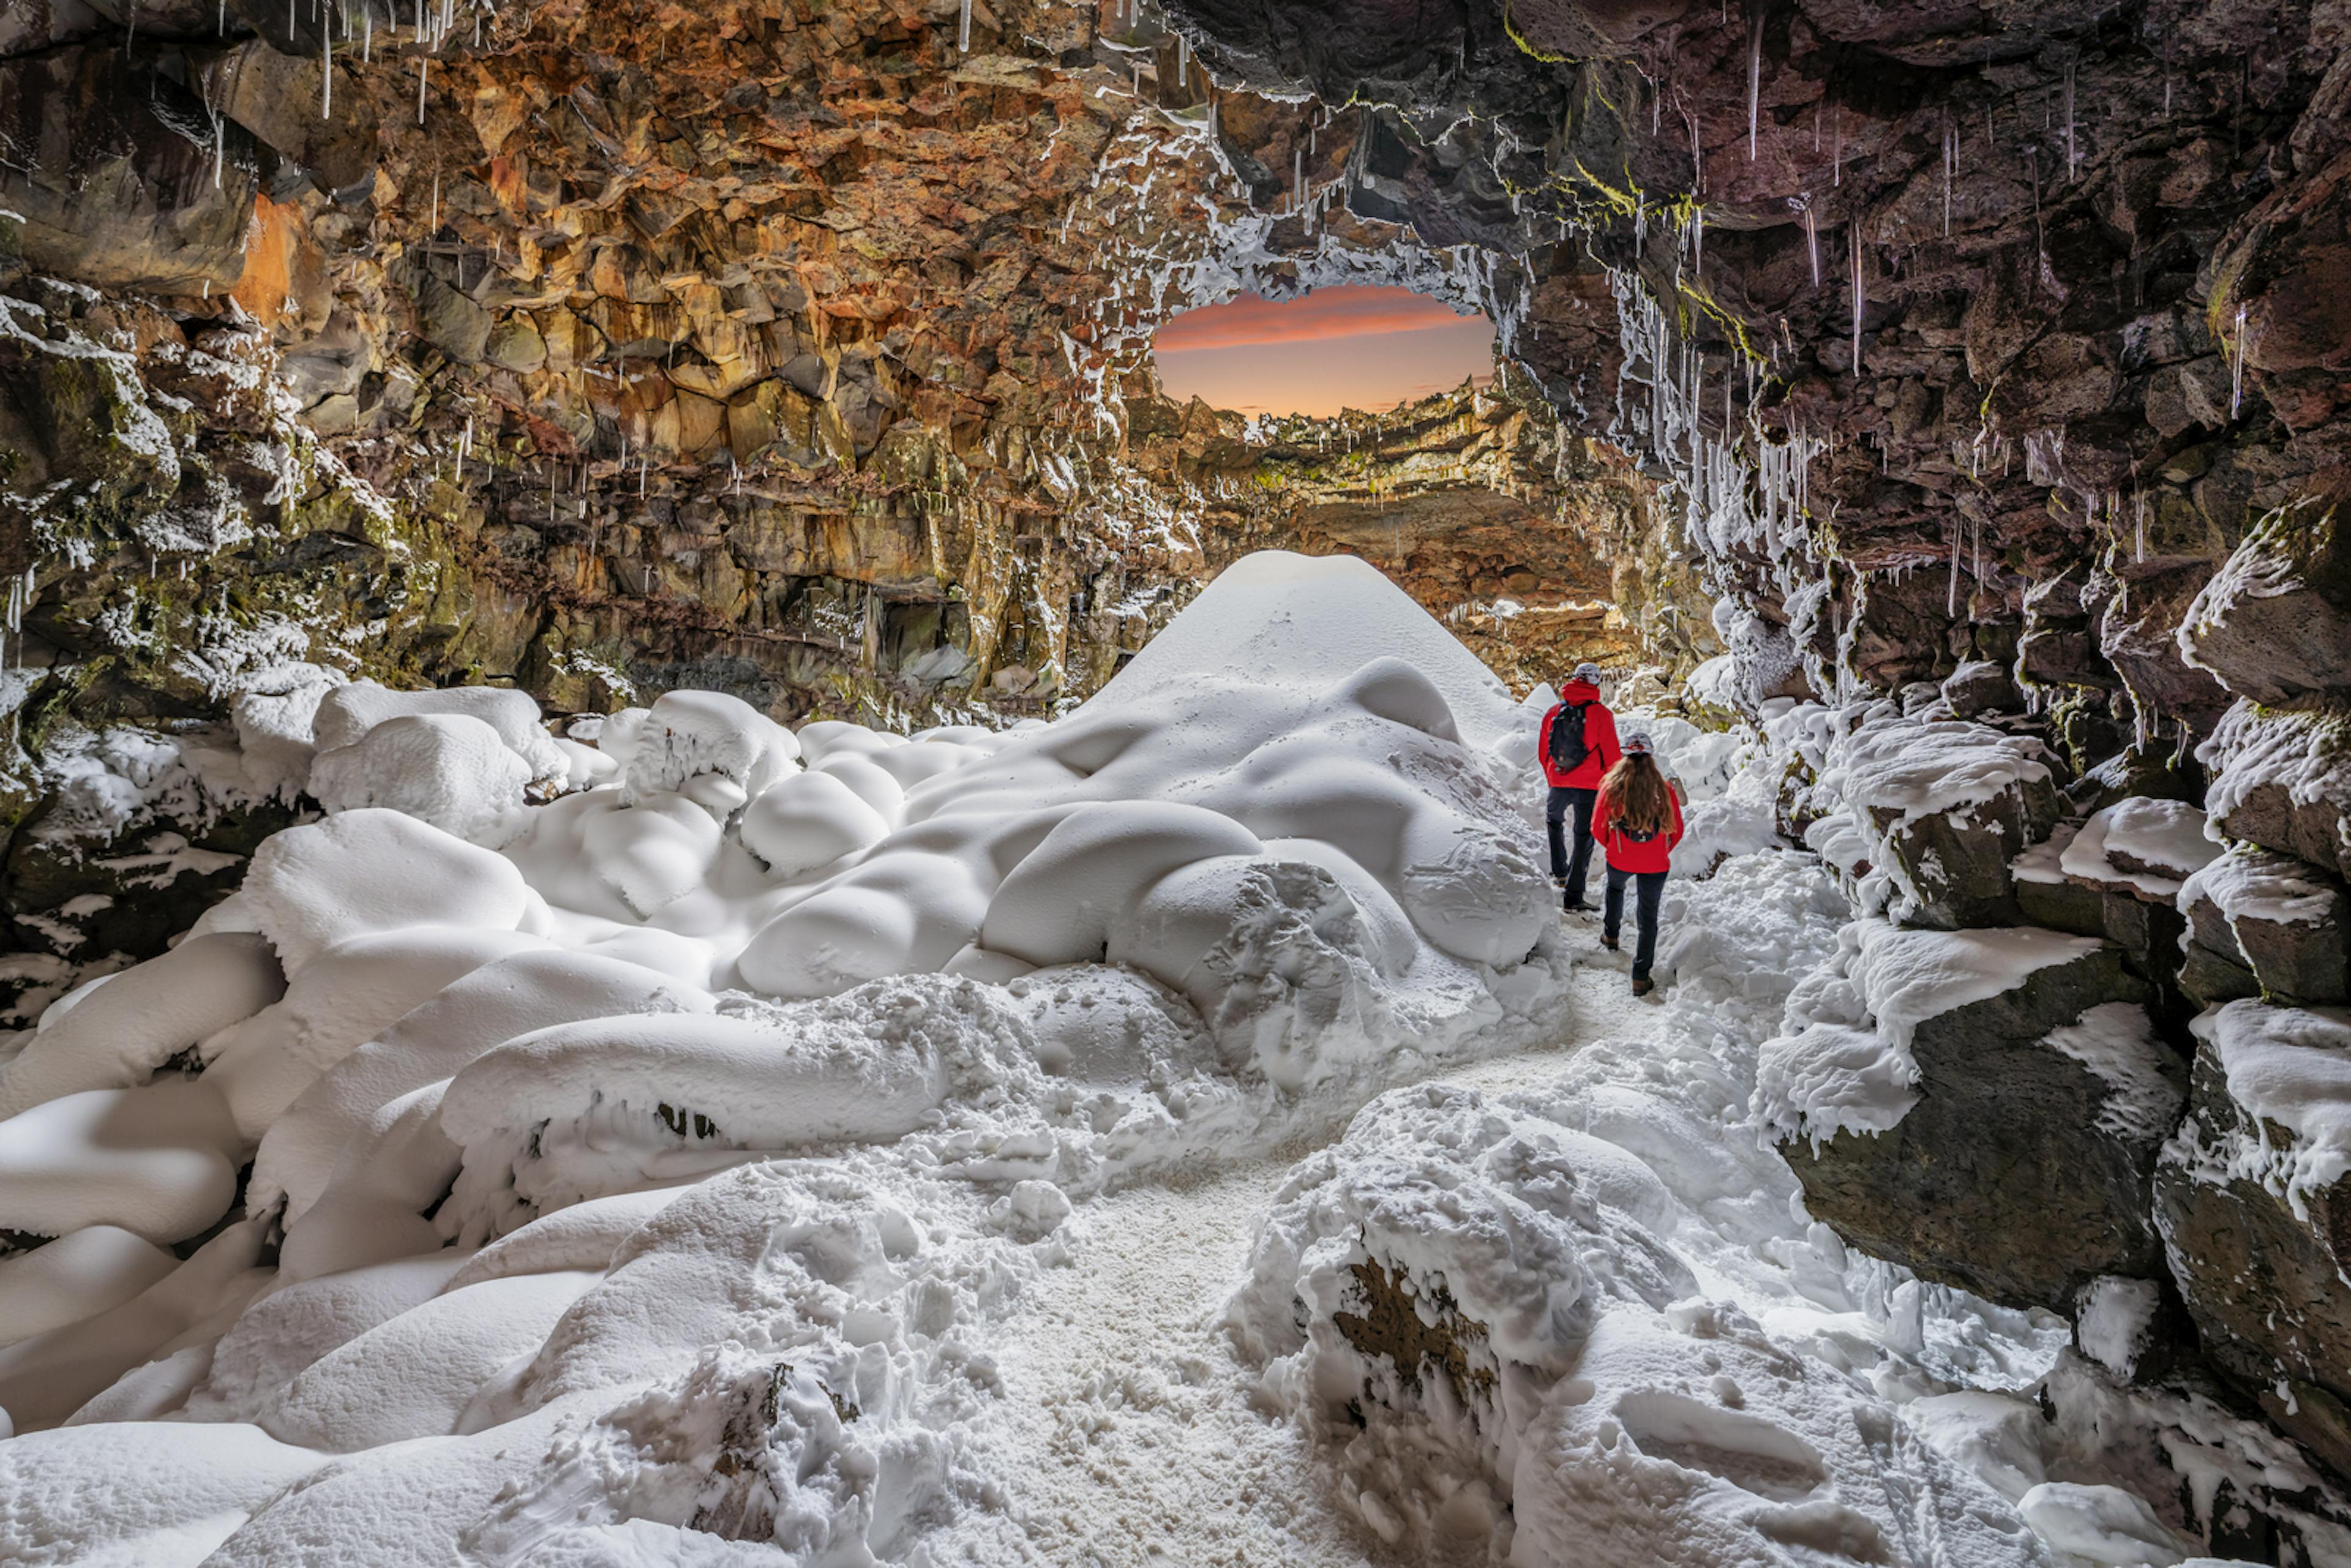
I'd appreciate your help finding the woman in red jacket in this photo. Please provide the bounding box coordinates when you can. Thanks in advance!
[1592,732,1684,996]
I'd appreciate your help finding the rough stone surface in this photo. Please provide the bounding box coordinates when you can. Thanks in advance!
[1782,945,2175,1311]
[2156,1009,2351,1478]
[2180,844,2351,1007]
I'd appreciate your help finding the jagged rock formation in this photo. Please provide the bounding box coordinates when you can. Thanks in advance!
[11,0,2351,1521]
[0,0,1709,998]
[1153,0,2351,1504]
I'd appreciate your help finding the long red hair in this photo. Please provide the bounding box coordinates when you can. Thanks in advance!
[1601,752,1672,838]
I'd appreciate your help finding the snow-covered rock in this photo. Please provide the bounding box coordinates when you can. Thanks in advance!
[1762,921,2178,1310]
[312,678,566,786]
[307,713,532,844]
[1231,1083,2056,1566]
[2199,699,2351,879]
[2155,1000,2351,1476]
[2177,843,2350,1008]
[2178,498,2351,708]
[1805,707,2064,929]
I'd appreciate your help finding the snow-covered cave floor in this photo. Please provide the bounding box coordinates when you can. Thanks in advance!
[990,935,1658,1568]
[10,553,2323,1566]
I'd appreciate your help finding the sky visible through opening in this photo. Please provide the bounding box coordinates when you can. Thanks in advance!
[1152,285,1497,419]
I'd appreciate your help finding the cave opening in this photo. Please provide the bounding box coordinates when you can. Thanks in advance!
[4,1,2351,1561]
[1149,283,1497,419]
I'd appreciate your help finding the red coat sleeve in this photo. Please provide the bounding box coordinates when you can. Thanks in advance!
[1667,790,1685,852]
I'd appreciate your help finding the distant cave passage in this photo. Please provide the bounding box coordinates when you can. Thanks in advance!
[1151,284,1496,419]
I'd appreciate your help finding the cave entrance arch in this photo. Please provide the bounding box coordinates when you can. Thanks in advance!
[1150,284,1497,419]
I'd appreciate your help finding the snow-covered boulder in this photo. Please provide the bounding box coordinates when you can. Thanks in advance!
[0,931,282,1121]
[2154,1000,2351,1477]
[2177,844,2351,1008]
[312,678,566,786]
[2013,797,2214,988]
[240,808,532,972]
[307,713,531,844]
[1761,921,2178,1310]
[739,768,893,877]
[1806,708,2064,929]
[2178,497,2351,707]
[1231,1082,2049,1563]
[611,689,800,814]
[2199,699,2351,879]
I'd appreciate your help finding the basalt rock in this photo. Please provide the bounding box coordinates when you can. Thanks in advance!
[2155,1001,2351,1479]
[1781,945,2177,1312]
[0,48,263,293]
[2178,844,2351,1008]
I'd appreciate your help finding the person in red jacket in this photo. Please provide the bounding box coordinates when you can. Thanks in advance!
[1537,661,1621,912]
[1592,731,1684,996]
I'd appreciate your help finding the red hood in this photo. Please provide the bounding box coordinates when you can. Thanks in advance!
[1559,680,1602,703]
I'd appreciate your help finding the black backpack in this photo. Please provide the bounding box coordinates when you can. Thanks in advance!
[1548,700,1592,775]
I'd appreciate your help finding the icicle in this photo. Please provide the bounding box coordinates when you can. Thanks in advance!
[1832,103,1842,184]
[1849,219,1864,375]
[1177,34,1187,89]
[958,0,970,51]
[321,24,331,119]
[1942,118,1954,236]
[2231,301,2249,417]
[2064,58,2077,182]
[1803,201,1820,286]
[1746,2,1763,161]
[1948,521,1960,615]
[430,168,439,231]
[362,4,369,61]
[418,55,429,126]
[1693,209,1704,279]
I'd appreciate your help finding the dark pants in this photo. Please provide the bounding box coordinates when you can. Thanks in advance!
[1546,786,1598,905]
[1605,866,1668,980]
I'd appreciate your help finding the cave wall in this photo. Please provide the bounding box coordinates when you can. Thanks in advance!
[0,0,1720,1000]
[1168,0,2350,752]
[1156,0,2351,1501]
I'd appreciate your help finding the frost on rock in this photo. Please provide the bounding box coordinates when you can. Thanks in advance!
[1802,705,2063,928]
[1762,921,2176,1310]
[2177,842,2351,1007]
[2199,699,2351,880]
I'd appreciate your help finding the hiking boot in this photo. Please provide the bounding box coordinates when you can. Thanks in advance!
[1631,975,1655,997]
[1562,898,1593,914]
[1599,932,1619,951]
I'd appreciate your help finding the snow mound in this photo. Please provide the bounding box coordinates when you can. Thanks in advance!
[308,713,532,844]
[1091,552,1520,746]
[0,552,1570,1513]
[241,808,533,971]
[313,678,566,785]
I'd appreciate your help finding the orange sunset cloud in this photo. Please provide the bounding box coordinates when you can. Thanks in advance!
[1154,285,1498,418]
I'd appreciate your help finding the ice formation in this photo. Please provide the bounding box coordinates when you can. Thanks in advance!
[0,553,2314,1565]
